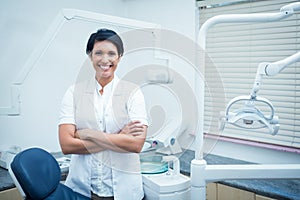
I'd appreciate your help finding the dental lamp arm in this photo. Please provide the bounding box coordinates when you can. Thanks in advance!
[198,2,300,50]
[281,2,300,12]
[265,52,300,76]
[250,52,300,98]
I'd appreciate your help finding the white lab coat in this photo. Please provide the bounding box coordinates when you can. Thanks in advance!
[64,77,147,200]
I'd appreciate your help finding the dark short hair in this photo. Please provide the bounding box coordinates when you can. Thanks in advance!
[86,28,124,56]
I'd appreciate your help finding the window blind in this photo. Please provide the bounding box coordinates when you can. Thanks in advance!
[198,0,300,148]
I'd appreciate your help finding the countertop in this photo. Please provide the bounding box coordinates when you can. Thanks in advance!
[179,149,300,200]
[0,167,15,191]
[1,150,299,200]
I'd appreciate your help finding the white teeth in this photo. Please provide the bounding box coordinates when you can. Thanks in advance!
[100,65,110,70]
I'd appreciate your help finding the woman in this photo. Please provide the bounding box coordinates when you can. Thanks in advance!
[58,28,148,200]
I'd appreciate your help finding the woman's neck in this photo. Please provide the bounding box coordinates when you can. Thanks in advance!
[96,75,114,88]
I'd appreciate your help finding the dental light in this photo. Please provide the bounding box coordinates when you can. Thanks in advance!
[221,96,279,135]
[220,52,300,135]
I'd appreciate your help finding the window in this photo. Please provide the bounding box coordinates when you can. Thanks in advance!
[198,0,300,148]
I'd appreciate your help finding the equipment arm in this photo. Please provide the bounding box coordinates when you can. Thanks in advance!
[251,52,300,98]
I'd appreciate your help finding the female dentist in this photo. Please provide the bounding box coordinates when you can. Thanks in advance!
[58,28,148,200]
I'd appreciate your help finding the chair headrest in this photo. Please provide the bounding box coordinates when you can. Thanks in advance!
[10,147,61,199]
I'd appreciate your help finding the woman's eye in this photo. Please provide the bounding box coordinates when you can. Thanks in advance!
[94,51,103,55]
[108,52,117,56]
[93,51,117,57]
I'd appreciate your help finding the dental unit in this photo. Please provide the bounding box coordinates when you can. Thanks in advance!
[189,2,300,200]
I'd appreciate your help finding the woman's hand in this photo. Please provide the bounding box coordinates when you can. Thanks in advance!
[119,121,146,136]
[70,121,147,153]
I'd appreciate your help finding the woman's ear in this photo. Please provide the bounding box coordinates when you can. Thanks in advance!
[116,55,122,63]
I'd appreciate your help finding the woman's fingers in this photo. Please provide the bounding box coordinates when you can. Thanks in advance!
[120,121,144,135]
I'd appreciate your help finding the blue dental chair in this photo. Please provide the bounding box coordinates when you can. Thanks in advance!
[9,147,89,200]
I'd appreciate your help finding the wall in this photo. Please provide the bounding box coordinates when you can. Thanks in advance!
[124,0,196,40]
[0,0,197,152]
[0,0,127,152]
[125,0,199,153]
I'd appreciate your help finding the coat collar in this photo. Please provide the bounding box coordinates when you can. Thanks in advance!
[85,76,120,94]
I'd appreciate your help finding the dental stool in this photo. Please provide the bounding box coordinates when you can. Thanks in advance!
[9,147,89,200]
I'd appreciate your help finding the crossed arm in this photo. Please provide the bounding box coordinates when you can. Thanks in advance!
[59,120,147,155]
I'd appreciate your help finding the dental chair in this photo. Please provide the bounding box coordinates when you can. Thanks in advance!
[9,147,89,200]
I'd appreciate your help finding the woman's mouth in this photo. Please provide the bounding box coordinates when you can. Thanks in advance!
[99,65,112,70]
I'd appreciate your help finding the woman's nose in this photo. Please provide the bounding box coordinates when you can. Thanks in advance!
[101,54,110,62]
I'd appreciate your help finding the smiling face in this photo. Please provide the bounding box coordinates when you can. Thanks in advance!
[90,40,121,86]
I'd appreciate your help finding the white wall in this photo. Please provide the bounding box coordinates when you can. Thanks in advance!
[0,0,127,152]
[0,0,197,152]
[0,0,126,106]
[124,0,196,40]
